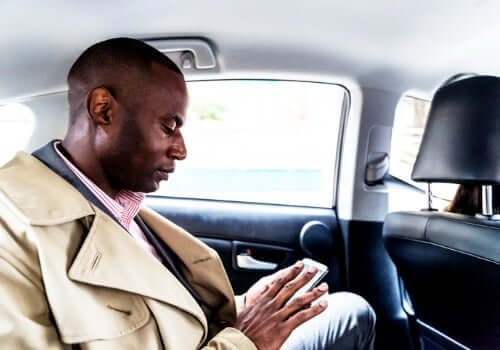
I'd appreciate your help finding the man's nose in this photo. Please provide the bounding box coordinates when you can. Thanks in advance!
[167,130,187,160]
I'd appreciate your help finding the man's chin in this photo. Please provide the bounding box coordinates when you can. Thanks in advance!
[141,181,161,194]
[128,172,170,193]
[126,178,161,194]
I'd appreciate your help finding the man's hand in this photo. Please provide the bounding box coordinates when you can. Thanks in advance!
[234,261,329,350]
[243,269,281,308]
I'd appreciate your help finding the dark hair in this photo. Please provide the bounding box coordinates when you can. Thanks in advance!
[68,37,181,80]
[445,184,500,215]
[67,37,182,123]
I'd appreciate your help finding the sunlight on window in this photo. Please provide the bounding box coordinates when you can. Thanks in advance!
[0,103,36,166]
[390,96,429,185]
[155,80,346,207]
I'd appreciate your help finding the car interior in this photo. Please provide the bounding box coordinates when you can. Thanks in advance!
[1,2,499,349]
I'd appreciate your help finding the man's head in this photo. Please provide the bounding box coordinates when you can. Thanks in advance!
[65,37,188,194]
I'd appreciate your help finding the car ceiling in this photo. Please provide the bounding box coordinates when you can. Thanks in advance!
[1,0,500,102]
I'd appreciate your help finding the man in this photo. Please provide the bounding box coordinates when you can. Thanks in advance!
[0,38,375,349]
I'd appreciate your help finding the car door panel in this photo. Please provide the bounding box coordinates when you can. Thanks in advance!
[341,219,415,350]
[146,197,344,295]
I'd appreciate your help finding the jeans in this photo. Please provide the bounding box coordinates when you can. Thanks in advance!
[281,292,376,350]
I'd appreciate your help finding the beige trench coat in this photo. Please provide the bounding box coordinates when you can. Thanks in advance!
[0,152,255,350]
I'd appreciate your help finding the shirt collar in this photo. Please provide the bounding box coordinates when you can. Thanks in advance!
[53,141,145,230]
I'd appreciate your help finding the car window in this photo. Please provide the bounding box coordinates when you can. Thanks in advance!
[390,95,458,205]
[0,103,36,166]
[153,80,347,208]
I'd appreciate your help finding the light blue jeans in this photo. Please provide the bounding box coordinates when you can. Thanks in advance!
[282,292,376,350]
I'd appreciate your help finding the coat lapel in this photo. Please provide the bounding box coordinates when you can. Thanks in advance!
[67,207,208,332]
[32,141,117,221]
[139,207,237,325]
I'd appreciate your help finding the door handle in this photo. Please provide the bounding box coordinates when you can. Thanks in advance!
[236,254,278,270]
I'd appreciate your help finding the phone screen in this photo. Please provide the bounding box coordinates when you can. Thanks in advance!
[289,258,328,302]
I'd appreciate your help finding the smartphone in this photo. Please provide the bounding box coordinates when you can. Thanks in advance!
[289,258,328,301]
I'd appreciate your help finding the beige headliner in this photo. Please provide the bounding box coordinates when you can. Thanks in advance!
[1,0,499,101]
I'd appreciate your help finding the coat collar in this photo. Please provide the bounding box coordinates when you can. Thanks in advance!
[32,140,119,224]
[0,147,94,226]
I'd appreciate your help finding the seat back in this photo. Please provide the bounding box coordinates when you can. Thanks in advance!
[384,75,500,350]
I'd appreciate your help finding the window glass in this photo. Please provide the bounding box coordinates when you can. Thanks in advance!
[154,80,346,207]
[0,103,36,166]
[390,96,458,205]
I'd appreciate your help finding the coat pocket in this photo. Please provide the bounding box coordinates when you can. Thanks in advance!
[55,292,150,344]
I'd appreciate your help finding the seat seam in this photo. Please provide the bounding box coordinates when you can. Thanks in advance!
[423,215,431,241]
[387,236,500,265]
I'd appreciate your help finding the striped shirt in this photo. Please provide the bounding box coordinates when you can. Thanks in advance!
[53,142,161,260]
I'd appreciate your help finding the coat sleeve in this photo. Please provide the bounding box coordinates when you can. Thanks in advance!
[202,327,258,350]
[0,212,65,349]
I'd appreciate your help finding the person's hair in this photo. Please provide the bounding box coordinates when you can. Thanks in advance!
[445,184,500,215]
[67,37,183,124]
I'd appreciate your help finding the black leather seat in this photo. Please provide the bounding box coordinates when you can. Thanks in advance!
[383,75,500,350]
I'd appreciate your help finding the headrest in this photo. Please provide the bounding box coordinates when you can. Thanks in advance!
[412,75,500,184]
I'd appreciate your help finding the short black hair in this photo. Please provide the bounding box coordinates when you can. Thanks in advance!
[67,37,182,123]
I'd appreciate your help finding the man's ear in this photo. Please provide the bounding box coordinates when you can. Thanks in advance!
[87,87,114,125]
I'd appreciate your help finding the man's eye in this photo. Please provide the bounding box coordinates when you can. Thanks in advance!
[162,118,177,136]
[162,125,175,135]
